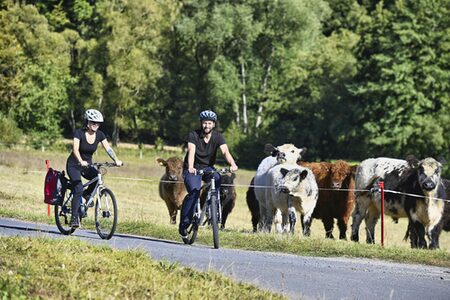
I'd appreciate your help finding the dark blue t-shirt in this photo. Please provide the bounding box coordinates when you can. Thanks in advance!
[183,129,226,170]
[67,128,106,165]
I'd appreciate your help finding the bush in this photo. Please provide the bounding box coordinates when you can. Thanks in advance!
[0,114,23,147]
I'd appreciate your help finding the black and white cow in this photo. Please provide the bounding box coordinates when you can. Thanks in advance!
[277,167,319,235]
[351,156,446,249]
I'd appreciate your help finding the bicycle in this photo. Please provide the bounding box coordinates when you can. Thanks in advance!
[182,168,233,249]
[54,162,120,240]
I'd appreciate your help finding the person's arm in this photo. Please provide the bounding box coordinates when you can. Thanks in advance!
[101,139,123,166]
[219,144,238,172]
[73,138,88,166]
[187,142,196,174]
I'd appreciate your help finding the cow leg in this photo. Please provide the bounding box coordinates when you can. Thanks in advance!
[322,217,334,239]
[364,205,379,244]
[351,194,370,242]
[411,221,427,249]
[287,195,296,234]
[166,201,177,225]
[258,201,267,232]
[302,213,312,236]
[274,209,283,233]
[337,217,348,240]
[220,206,229,230]
[428,225,442,249]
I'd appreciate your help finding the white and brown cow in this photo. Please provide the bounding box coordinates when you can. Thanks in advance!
[351,156,446,249]
[254,144,306,232]
[278,167,319,235]
[157,157,187,224]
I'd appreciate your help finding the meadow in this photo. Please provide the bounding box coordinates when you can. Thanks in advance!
[1,145,450,269]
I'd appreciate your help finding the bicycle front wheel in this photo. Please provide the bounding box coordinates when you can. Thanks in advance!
[210,194,220,249]
[95,188,118,240]
[55,191,76,235]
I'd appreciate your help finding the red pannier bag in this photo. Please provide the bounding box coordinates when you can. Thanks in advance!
[44,168,67,205]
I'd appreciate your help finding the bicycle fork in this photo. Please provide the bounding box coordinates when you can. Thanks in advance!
[208,179,222,226]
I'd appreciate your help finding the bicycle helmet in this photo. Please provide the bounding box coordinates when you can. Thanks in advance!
[84,109,104,123]
[199,110,217,122]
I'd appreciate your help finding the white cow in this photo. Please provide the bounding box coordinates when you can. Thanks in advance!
[278,167,319,235]
[261,144,307,232]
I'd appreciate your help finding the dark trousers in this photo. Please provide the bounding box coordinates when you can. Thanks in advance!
[66,163,98,218]
[179,167,221,231]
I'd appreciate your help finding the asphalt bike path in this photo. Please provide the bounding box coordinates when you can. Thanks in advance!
[1,217,449,300]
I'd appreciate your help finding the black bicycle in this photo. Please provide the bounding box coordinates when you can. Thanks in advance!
[182,168,232,249]
[55,162,119,240]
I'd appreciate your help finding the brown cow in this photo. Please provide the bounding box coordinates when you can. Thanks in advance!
[157,157,187,224]
[200,173,237,229]
[300,160,357,240]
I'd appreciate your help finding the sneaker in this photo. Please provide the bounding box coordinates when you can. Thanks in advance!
[179,227,188,240]
[70,216,79,228]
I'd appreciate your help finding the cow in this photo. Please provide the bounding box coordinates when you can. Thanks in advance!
[278,167,319,235]
[157,157,187,224]
[200,173,237,229]
[254,144,306,232]
[246,177,259,232]
[351,156,446,249]
[300,160,357,240]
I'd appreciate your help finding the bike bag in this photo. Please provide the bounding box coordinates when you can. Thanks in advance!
[44,168,67,205]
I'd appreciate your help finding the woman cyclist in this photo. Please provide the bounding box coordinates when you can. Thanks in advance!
[66,109,123,228]
[179,110,238,239]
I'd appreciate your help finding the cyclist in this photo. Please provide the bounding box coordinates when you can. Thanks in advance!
[66,109,123,228]
[179,109,238,239]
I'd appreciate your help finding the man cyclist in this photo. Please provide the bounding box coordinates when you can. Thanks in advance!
[179,110,238,239]
[66,109,123,228]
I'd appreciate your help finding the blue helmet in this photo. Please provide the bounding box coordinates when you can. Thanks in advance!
[199,110,217,122]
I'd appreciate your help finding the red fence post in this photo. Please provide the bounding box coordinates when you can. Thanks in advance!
[45,160,50,217]
[380,181,385,247]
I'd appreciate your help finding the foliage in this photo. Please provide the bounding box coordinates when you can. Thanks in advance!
[0,113,22,146]
[0,0,449,162]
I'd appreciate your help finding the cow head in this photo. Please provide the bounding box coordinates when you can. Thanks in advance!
[220,173,236,200]
[156,157,183,181]
[265,143,306,164]
[329,160,357,189]
[279,167,309,194]
[407,156,443,193]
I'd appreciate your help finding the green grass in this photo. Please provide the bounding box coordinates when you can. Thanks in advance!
[1,147,450,270]
[0,236,284,299]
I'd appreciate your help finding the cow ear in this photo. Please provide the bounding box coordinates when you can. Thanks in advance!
[156,158,167,166]
[437,155,447,165]
[264,144,276,155]
[230,173,236,180]
[280,168,289,177]
[405,155,419,168]
[300,147,307,156]
[300,170,308,180]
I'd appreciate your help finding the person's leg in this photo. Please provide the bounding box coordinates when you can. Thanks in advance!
[81,166,98,198]
[66,163,83,227]
[179,170,202,235]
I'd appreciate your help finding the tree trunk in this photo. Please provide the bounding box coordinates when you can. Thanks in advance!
[255,61,272,132]
[112,108,120,146]
[240,61,248,133]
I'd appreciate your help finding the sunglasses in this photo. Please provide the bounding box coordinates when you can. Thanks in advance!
[89,121,101,126]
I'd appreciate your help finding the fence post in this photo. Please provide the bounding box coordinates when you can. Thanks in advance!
[380,181,385,247]
[45,160,50,217]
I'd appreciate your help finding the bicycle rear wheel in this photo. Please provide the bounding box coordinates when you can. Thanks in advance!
[95,188,117,240]
[54,191,76,235]
[210,194,220,249]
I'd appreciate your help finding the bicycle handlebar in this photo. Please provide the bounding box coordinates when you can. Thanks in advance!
[85,162,123,168]
[196,168,233,176]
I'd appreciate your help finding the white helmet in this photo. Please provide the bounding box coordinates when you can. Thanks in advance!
[84,109,104,123]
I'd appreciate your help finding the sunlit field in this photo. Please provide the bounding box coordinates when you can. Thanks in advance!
[1,145,449,254]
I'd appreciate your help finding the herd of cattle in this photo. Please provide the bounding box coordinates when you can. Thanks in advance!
[157,144,450,249]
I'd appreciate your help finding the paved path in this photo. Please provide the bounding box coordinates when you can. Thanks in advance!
[1,217,449,300]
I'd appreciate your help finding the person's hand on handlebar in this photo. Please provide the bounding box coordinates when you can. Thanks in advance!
[80,160,89,167]
[230,164,238,173]
[115,159,123,167]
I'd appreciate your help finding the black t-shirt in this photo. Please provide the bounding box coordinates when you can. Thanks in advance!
[183,129,226,170]
[67,128,106,165]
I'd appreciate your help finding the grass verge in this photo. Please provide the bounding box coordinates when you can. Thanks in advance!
[0,236,284,299]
